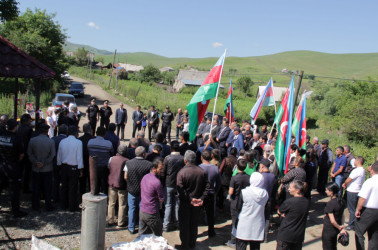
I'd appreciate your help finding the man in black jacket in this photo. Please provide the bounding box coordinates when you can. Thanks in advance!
[78,123,94,197]
[161,106,174,143]
[123,146,152,234]
[132,105,143,138]
[147,105,159,141]
[17,114,33,193]
[217,119,231,158]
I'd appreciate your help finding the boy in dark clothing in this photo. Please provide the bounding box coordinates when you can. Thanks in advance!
[226,159,251,248]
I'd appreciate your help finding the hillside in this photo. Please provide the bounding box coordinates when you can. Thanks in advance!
[64,41,113,55]
[64,41,378,80]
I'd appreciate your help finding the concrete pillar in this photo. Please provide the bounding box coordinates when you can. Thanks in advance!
[80,193,107,250]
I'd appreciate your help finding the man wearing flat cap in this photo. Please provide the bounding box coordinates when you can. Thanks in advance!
[86,98,99,133]
[317,139,334,196]
[100,100,113,130]
[161,106,174,143]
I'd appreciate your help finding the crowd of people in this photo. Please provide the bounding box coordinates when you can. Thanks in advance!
[0,100,377,250]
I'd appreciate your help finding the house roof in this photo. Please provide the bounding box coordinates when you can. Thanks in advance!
[0,35,55,78]
[177,69,224,88]
[117,63,144,72]
[257,86,288,101]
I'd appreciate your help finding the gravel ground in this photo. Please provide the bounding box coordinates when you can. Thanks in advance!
[0,76,357,250]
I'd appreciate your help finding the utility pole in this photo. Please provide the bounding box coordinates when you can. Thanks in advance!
[115,55,119,93]
[107,49,117,88]
[294,70,304,108]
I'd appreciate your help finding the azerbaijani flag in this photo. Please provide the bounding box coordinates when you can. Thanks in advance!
[274,76,295,175]
[292,91,312,149]
[250,78,275,122]
[224,79,234,122]
[187,51,226,141]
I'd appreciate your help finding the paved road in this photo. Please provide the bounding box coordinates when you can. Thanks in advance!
[71,76,357,250]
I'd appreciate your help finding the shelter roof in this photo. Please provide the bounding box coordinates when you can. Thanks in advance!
[0,35,55,78]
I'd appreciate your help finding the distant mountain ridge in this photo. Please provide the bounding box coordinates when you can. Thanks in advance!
[64,41,378,80]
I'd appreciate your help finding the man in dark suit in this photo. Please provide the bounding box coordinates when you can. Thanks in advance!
[161,106,174,143]
[147,105,159,141]
[132,105,143,138]
[78,123,94,197]
[216,119,231,158]
[115,103,127,141]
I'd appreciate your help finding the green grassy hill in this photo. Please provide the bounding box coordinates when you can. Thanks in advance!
[64,41,378,80]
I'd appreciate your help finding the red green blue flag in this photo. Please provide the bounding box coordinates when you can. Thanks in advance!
[292,91,312,150]
[224,79,234,122]
[250,78,275,122]
[187,52,226,141]
[274,76,295,175]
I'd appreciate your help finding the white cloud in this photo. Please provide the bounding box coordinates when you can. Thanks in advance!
[88,22,99,30]
[212,42,223,48]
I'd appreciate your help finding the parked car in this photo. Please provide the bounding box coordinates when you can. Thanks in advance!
[61,71,71,80]
[52,93,76,108]
[68,82,85,97]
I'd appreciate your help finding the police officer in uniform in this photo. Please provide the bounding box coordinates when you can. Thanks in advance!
[86,98,99,133]
[0,119,28,218]
[161,106,174,143]
[100,100,113,129]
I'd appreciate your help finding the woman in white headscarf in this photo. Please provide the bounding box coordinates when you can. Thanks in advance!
[235,172,269,250]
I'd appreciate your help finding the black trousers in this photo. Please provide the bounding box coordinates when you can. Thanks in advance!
[317,166,330,194]
[148,124,158,141]
[32,171,53,210]
[96,166,108,195]
[21,156,31,192]
[132,123,141,138]
[276,240,302,250]
[236,239,261,250]
[52,164,61,203]
[0,168,21,214]
[61,164,79,211]
[322,226,338,250]
[100,118,110,129]
[204,193,215,235]
[116,123,125,140]
[139,211,163,236]
[79,167,89,197]
[230,207,239,244]
[89,118,97,134]
[161,123,171,142]
[178,200,201,248]
[355,207,378,250]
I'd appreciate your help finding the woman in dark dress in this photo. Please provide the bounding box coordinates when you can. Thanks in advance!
[322,182,346,250]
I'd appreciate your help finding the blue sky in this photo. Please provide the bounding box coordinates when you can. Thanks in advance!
[19,0,378,58]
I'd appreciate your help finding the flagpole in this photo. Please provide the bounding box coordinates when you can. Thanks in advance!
[271,78,277,114]
[229,78,232,123]
[210,49,227,132]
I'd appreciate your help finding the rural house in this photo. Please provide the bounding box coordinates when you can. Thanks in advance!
[173,69,224,92]
[256,86,288,102]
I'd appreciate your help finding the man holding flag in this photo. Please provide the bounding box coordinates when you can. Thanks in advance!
[187,51,226,142]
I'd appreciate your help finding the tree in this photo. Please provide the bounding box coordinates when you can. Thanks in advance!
[0,0,19,22]
[76,47,89,66]
[237,76,253,97]
[0,8,68,81]
[161,70,176,85]
[95,56,105,64]
[139,65,161,84]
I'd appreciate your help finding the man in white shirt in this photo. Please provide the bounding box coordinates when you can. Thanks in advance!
[57,126,83,212]
[342,156,365,230]
[354,161,378,250]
